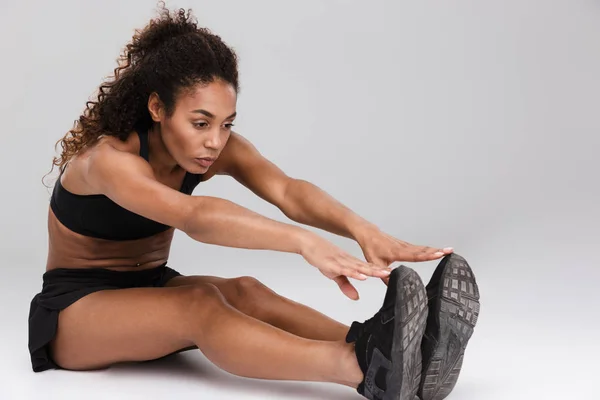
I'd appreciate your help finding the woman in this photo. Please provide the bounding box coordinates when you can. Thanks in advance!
[29,4,480,400]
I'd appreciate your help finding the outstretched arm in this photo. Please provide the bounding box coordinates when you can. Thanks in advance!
[85,139,390,299]
[281,180,453,265]
[210,132,371,240]
[278,178,375,241]
[214,132,454,281]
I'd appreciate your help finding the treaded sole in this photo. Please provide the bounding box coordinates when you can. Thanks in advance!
[385,266,428,400]
[419,254,480,400]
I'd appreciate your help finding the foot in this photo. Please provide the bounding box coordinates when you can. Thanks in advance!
[418,253,481,400]
[346,265,428,400]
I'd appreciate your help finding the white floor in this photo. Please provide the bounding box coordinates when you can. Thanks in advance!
[2,247,596,400]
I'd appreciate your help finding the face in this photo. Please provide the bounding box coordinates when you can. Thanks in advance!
[149,79,237,173]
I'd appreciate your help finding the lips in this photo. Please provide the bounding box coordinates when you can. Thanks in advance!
[195,158,215,167]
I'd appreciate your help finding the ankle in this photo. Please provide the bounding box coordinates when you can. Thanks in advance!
[331,341,363,388]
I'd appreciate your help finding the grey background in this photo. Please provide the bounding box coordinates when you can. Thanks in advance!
[1,0,598,398]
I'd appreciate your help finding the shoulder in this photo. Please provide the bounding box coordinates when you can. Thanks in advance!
[60,131,144,194]
[83,133,196,230]
[87,133,154,183]
[94,131,141,157]
[72,131,140,168]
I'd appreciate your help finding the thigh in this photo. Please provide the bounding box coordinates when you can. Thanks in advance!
[166,274,229,289]
[50,284,214,371]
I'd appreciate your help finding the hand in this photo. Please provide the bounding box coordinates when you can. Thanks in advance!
[299,232,391,300]
[356,226,454,285]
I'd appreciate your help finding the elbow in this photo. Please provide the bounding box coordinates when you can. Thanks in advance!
[278,178,305,222]
[181,196,209,238]
[181,195,228,241]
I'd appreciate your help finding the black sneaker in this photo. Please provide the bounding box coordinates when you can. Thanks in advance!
[418,253,481,400]
[345,265,428,400]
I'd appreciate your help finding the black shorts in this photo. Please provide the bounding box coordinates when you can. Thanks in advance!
[28,263,181,373]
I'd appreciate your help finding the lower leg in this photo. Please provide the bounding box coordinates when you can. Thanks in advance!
[247,290,350,341]
[190,284,362,387]
[167,275,350,341]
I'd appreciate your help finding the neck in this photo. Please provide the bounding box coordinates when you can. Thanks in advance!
[147,124,181,176]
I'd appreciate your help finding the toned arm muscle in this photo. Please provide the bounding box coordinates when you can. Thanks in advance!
[85,143,312,254]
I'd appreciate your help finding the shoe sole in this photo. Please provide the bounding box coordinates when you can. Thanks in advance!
[419,254,480,400]
[384,265,428,400]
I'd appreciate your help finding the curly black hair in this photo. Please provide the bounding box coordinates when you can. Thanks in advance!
[47,1,239,180]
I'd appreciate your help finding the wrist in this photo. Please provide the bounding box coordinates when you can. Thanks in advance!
[295,228,320,256]
[349,221,380,243]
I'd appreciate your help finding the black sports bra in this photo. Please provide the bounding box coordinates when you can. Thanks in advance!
[49,130,203,241]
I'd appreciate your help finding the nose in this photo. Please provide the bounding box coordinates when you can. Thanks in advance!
[204,127,222,150]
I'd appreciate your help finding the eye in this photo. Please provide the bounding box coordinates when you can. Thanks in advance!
[193,122,208,129]
[224,123,235,129]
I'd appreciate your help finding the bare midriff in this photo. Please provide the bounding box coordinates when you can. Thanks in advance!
[46,207,174,272]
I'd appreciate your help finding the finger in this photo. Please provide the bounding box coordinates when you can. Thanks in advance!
[419,246,443,256]
[333,257,376,279]
[411,247,445,261]
[354,262,392,278]
[425,246,453,255]
[347,254,391,273]
[418,251,443,261]
[421,246,436,254]
[333,276,359,300]
[341,266,369,281]
[347,257,390,276]
[380,275,390,286]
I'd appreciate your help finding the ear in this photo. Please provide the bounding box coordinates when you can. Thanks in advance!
[147,92,164,122]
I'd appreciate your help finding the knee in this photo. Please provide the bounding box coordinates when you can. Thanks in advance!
[181,283,227,317]
[230,276,277,312]
[233,276,273,298]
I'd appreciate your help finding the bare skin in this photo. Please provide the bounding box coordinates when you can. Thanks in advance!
[47,80,373,389]
[47,125,181,272]
[50,284,362,386]
[47,79,451,390]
